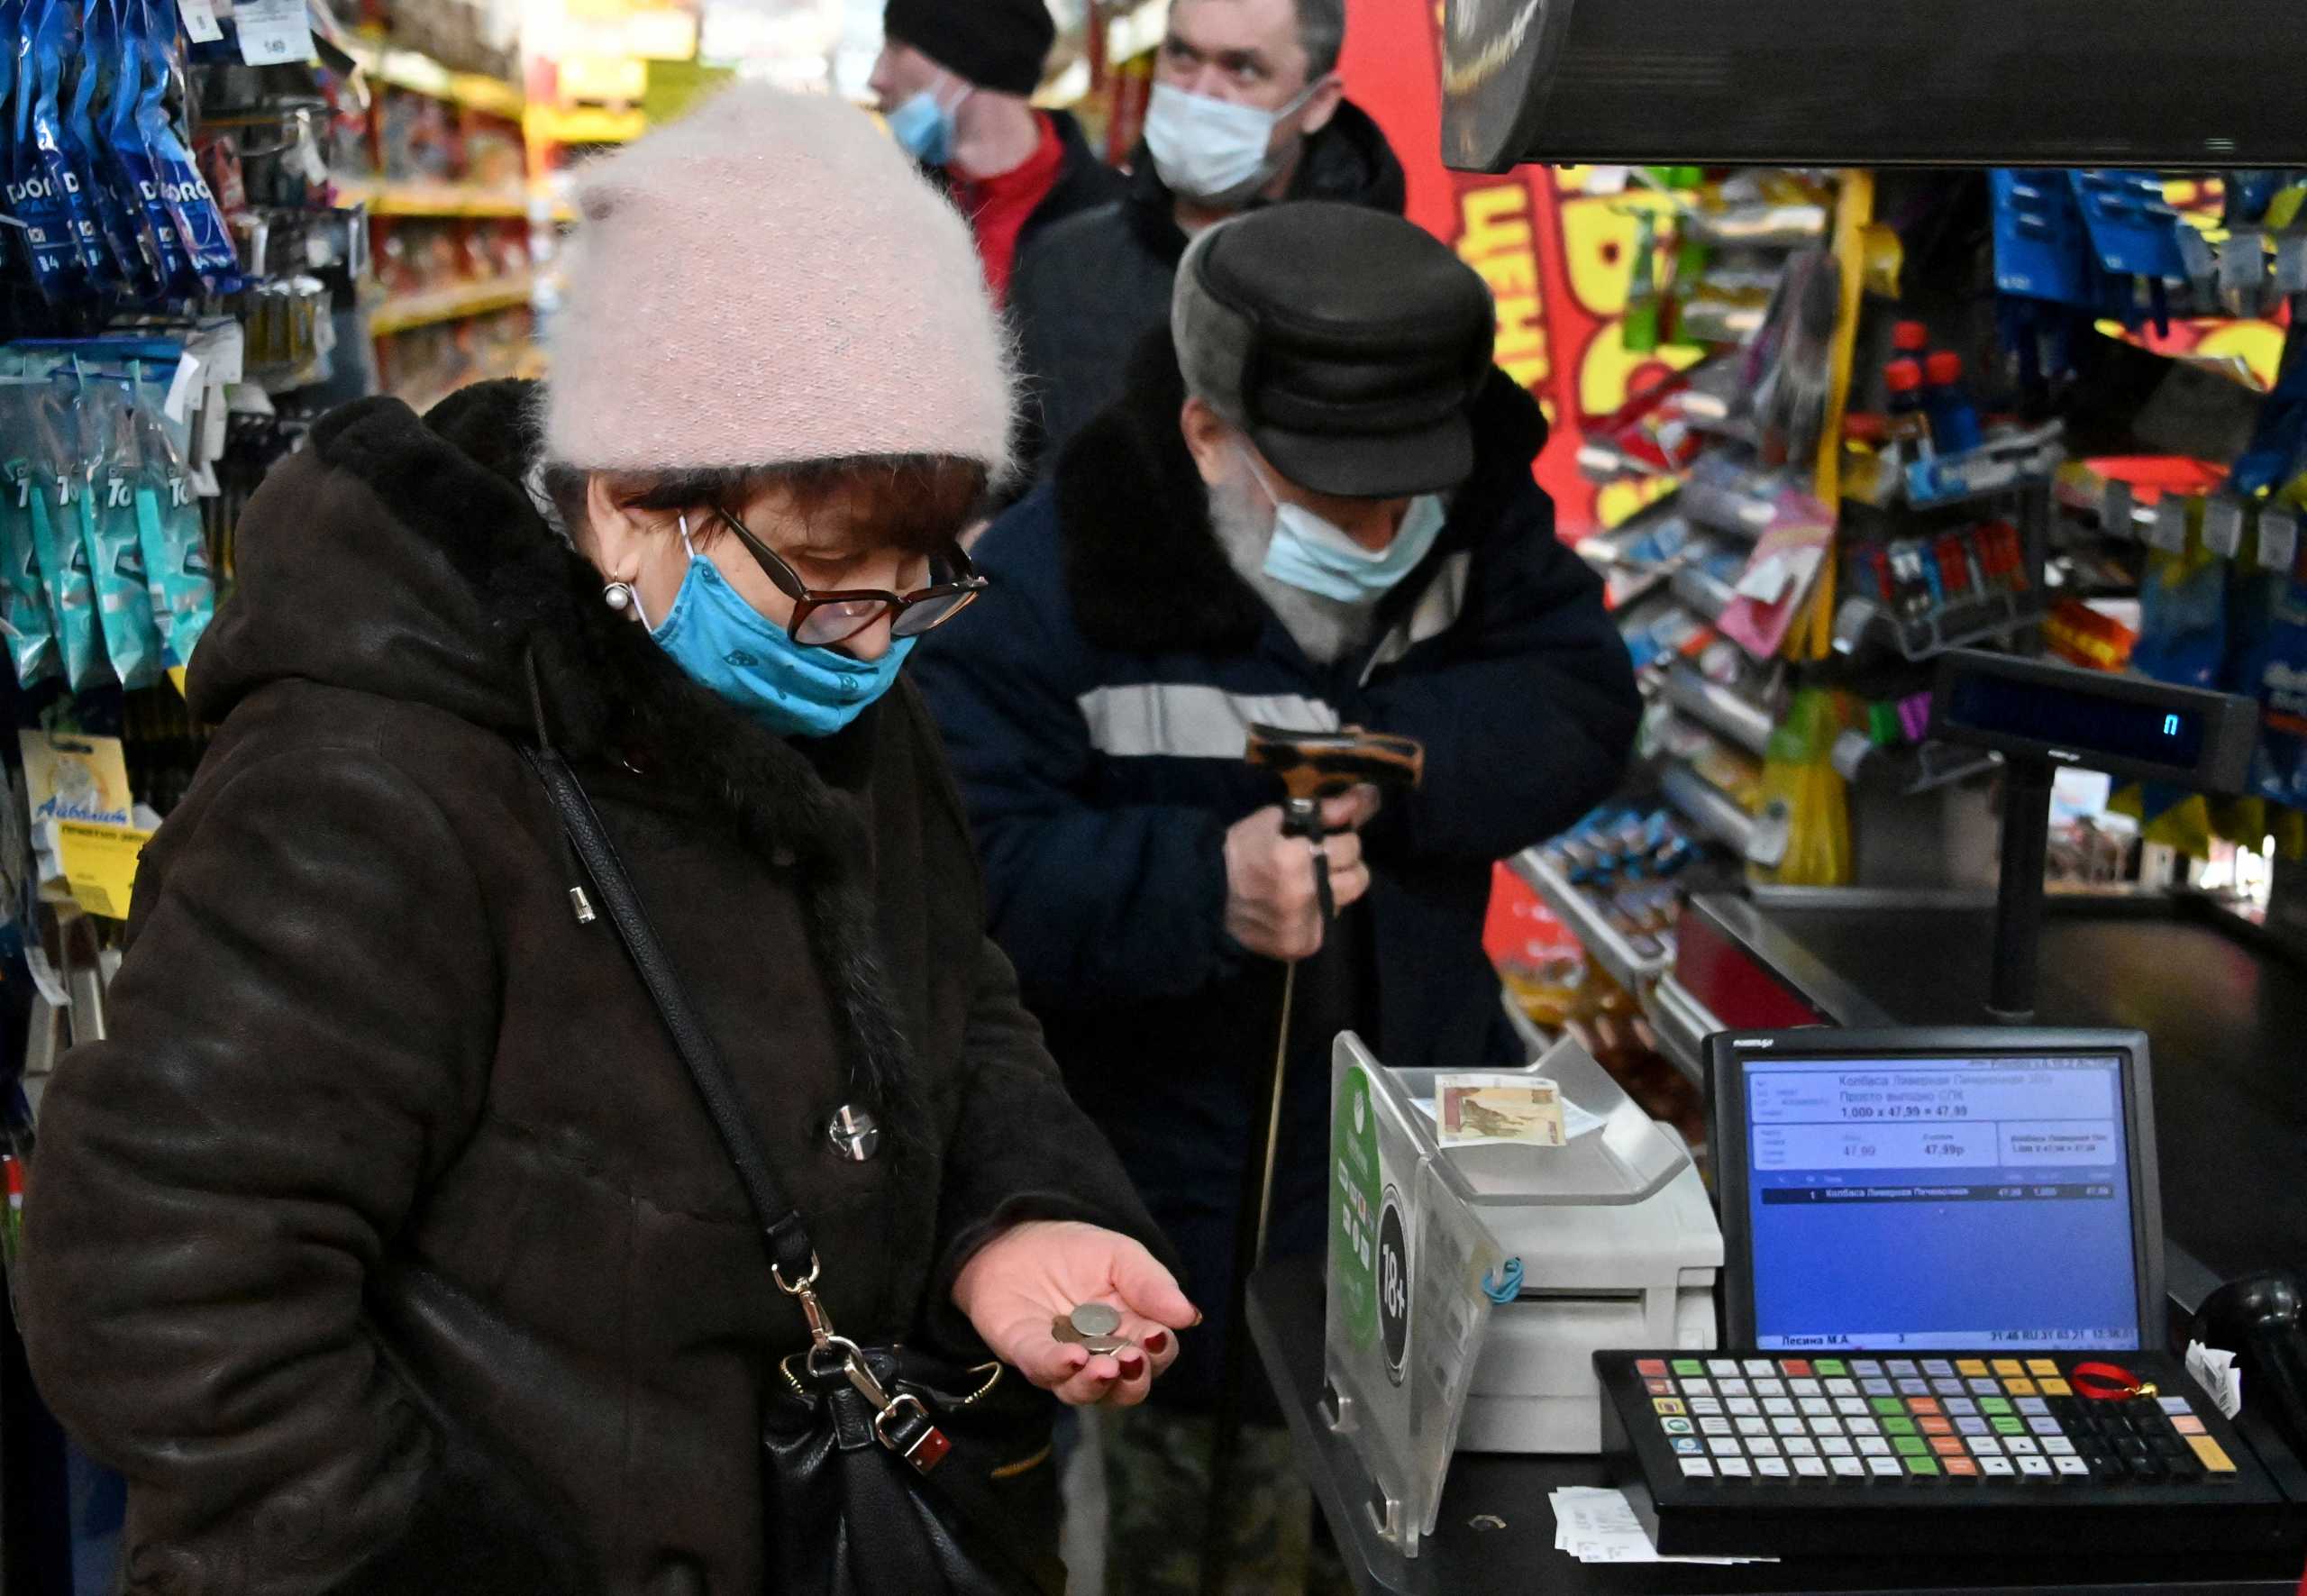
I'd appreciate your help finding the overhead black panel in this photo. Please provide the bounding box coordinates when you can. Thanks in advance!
[1440,0,2307,171]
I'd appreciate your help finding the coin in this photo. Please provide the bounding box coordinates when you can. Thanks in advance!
[1080,1335,1131,1355]
[1070,1303,1123,1339]
[1051,1315,1085,1345]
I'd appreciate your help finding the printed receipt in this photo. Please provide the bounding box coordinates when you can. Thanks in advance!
[1549,1487,1778,1565]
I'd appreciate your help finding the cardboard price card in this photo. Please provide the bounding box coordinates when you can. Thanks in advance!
[53,822,155,920]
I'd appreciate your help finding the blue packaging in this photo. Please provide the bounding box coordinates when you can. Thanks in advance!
[0,437,63,687]
[132,0,239,293]
[7,0,88,298]
[74,380,161,687]
[127,369,214,670]
[105,0,197,296]
[81,0,164,298]
[2132,517,2228,691]
[24,383,105,690]
[68,0,153,295]
[26,0,119,287]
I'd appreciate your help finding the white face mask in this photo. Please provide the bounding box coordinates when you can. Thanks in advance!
[1142,80,1318,207]
[1237,449,1447,603]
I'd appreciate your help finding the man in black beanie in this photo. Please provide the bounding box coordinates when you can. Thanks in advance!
[872,0,1120,307]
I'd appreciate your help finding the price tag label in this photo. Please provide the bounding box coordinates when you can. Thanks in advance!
[2220,230,2266,295]
[2203,497,2246,560]
[233,0,315,65]
[2102,479,2136,540]
[178,0,223,41]
[2148,495,2191,553]
[2261,510,2300,576]
[2276,235,2307,296]
[53,821,155,921]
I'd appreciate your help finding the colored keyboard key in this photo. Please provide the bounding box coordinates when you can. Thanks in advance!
[2187,1436,2237,1473]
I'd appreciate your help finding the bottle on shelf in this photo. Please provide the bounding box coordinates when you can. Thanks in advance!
[1922,350,1984,453]
[1883,358,1931,457]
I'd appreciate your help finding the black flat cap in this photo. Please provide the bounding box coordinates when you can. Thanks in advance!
[883,0,1054,97]
[1173,202,1498,498]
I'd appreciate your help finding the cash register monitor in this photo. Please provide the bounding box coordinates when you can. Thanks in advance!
[1709,1028,2164,1353]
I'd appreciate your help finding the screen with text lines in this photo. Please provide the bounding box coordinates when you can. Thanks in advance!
[1745,1056,2140,1352]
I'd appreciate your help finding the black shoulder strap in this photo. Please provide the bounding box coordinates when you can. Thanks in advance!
[521,745,819,1284]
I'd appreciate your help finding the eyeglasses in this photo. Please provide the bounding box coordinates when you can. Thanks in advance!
[710,506,988,648]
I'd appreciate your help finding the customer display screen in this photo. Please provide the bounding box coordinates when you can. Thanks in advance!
[1940,670,2204,769]
[1744,1055,2141,1352]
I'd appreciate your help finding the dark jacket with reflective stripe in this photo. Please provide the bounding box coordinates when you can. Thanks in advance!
[912,334,1640,1409]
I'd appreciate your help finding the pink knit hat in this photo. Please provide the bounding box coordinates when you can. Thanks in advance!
[543,85,1014,479]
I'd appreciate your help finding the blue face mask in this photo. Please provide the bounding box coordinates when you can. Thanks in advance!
[887,77,967,166]
[1245,453,1449,603]
[650,542,915,739]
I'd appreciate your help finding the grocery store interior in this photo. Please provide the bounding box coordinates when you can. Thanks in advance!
[3,0,2307,1591]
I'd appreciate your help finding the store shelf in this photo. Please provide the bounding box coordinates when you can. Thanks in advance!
[1830,588,2047,663]
[336,178,534,218]
[369,274,536,335]
[1662,663,1775,758]
[343,40,526,119]
[527,105,647,145]
[1668,561,1736,625]
[1508,848,1671,995]
[1657,760,1758,854]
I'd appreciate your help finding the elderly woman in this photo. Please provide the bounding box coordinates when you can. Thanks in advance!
[20,87,1190,1596]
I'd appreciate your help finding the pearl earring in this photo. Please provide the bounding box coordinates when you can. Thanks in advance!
[604,581,635,614]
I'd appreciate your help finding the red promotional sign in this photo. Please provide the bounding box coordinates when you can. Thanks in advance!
[1340,3,1704,536]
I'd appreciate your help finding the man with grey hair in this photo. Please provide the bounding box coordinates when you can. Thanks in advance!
[1006,0,1403,482]
[916,203,1639,1593]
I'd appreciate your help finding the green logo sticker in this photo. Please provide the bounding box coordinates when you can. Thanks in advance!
[1331,1063,1381,1348]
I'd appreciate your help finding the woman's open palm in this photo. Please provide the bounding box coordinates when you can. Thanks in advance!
[953,1220,1198,1406]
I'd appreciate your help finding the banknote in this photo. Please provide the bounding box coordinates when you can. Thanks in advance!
[1436,1073,1565,1147]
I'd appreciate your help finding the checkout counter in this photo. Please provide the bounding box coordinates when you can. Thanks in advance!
[1259,1016,2307,1593]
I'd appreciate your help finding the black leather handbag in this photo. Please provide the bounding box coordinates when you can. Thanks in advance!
[525,745,1063,1596]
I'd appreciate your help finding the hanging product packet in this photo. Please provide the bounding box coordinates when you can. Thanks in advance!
[127,365,215,672]
[0,381,64,687]
[70,0,156,297]
[23,371,108,691]
[2131,501,2228,690]
[105,0,197,296]
[69,369,164,688]
[132,0,240,294]
[27,0,121,288]
[7,0,89,299]
[0,0,17,287]
[2239,488,2307,809]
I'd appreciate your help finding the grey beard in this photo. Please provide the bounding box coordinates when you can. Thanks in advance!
[1205,475,1382,667]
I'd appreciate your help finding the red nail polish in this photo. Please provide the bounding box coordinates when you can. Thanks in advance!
[1144,1331,1170,1354]
[1119,1354,1146,1379]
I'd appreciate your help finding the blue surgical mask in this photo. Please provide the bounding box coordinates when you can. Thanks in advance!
[650,537,915,739]
[1242,452,1449,603]
[887,76,968,167]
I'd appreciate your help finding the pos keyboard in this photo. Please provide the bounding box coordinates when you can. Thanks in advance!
[1598,1350,2303,1557]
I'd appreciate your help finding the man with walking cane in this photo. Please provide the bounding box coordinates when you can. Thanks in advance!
[914,202,1641,1593]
